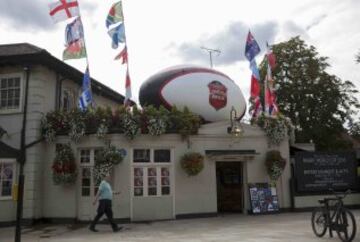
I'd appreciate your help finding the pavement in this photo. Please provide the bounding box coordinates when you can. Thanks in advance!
[0,211,359,242]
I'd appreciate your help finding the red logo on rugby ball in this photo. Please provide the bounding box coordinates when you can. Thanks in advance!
[208,81,227,110]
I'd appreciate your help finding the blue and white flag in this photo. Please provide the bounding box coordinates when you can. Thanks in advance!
[65,17,84,46]
[78,88,92,111]
[78,66,92,111]
[108,23,126,49]
[82,66,90,89]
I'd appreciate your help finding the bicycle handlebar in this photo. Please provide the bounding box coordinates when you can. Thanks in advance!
[329,188,351,200]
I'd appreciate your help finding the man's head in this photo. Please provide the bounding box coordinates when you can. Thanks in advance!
[104,173,111,182]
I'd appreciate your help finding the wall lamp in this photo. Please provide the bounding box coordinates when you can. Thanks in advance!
[227,106,244,137]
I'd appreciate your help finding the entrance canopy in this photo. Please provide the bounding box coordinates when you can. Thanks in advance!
[205,150,258,162]
[0,141,20,158]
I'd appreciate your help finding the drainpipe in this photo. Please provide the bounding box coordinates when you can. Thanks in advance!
[15,66,31,242]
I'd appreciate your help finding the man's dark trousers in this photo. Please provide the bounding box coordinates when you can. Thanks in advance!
[90,199,118,231]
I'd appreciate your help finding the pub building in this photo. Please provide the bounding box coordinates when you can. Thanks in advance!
[0,43,358,226]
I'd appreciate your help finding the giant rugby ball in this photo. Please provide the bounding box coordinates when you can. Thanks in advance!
[139,65,246,122]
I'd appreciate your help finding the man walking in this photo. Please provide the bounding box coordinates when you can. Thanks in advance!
[89,173,122,232]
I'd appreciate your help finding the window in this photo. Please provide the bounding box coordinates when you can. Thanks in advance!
[133,149,172,197]
[0,160,16,199]
[0,76,21,112]
[133,149,150,163]
[79,149,101,197]
[62,89,75,111]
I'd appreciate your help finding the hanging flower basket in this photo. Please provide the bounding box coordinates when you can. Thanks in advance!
[265,150,286,186]
[52,144,77,185]
[254,114,293,146]
[180,152,204,176]
[93,145,125,184]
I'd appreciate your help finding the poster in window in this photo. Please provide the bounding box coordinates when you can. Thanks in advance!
[134,187,143,196]
[161,167,169,177]
[148,168,157,176]
[161,177,170,186]
[3,164,13,179]
[134,177,143,186]
[134,168,143,177]
[148,177,157,186]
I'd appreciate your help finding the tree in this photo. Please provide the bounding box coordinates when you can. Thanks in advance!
[258,36,360,151]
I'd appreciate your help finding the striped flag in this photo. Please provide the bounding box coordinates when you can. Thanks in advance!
[124,67,132,106]
[48,0,80,23]
[108,23,126,49]
[106,1,124,29]
[245,31,262,118]
[265,43,279,116]
[114,46,128,64]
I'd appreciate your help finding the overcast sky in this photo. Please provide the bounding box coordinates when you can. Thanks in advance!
[0,0,359,111]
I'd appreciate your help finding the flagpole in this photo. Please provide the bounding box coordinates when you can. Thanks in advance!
[75,0,96,108]
[120,0,132,106]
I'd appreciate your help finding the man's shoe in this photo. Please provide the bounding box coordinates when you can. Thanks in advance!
[113,226,123,232]
[89,226,98,232]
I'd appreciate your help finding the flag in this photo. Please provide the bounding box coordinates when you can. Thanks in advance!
[114,46,128,64]
[124,68,132,106]
[245,31,262,118]
[63,39,86,60]
[106,1,124,29]
[82,67,90,90]
[249,60,260,98]
[108,23,126,49]
[265,43,279,116]
[266,42,276,69]
[78,88,92,111]
[245,31,261,62]
[49,0,80,23]
[65,17,84,46]
[78,67,92,111]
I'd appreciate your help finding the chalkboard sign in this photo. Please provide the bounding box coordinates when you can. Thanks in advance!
[248,183,279,214]
[295,152,357,192]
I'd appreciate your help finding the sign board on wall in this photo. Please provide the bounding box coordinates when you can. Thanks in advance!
[295,152,357,192]
[248,183,279,214]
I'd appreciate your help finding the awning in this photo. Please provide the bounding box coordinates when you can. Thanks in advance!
[0,141,20,158]
[205,150,258,162]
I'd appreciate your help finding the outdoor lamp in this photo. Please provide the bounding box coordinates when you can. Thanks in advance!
[227,106,244,137]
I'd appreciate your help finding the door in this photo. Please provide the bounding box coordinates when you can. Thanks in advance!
[78,149,99,221]
[216,162,243,212]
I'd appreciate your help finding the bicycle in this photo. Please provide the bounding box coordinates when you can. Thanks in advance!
[311,189,357,242]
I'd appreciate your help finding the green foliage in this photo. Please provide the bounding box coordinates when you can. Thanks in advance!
[93,144,124,184]
[254,113,293,146]
[52,144,77,185]
[265,150,286,186]
[258,36,360,151]
[41,105,202,142]
[180,152,204,176]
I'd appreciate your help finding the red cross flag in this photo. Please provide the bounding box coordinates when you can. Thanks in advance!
[49,0,80,23]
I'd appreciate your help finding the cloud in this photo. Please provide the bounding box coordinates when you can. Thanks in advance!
[173,21,279,66]
[282,21,309,40]
[0,1,53,31]
[306,14,327,31]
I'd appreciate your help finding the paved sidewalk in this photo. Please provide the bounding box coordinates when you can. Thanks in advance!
[0,211,359,242]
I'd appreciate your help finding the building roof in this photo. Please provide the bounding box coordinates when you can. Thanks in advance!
[0,141,19,158]
[0,43,133,105]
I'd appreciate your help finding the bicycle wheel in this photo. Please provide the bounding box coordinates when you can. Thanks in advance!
[336,208,356,242]
[311,207,327,237]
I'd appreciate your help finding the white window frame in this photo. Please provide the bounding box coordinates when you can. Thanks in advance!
[0,73,24,114]
[0,159,17,200]
[131,148,173,198]
[61,88,76,111]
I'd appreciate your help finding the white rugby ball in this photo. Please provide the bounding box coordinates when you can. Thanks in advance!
[139,65,246,122]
